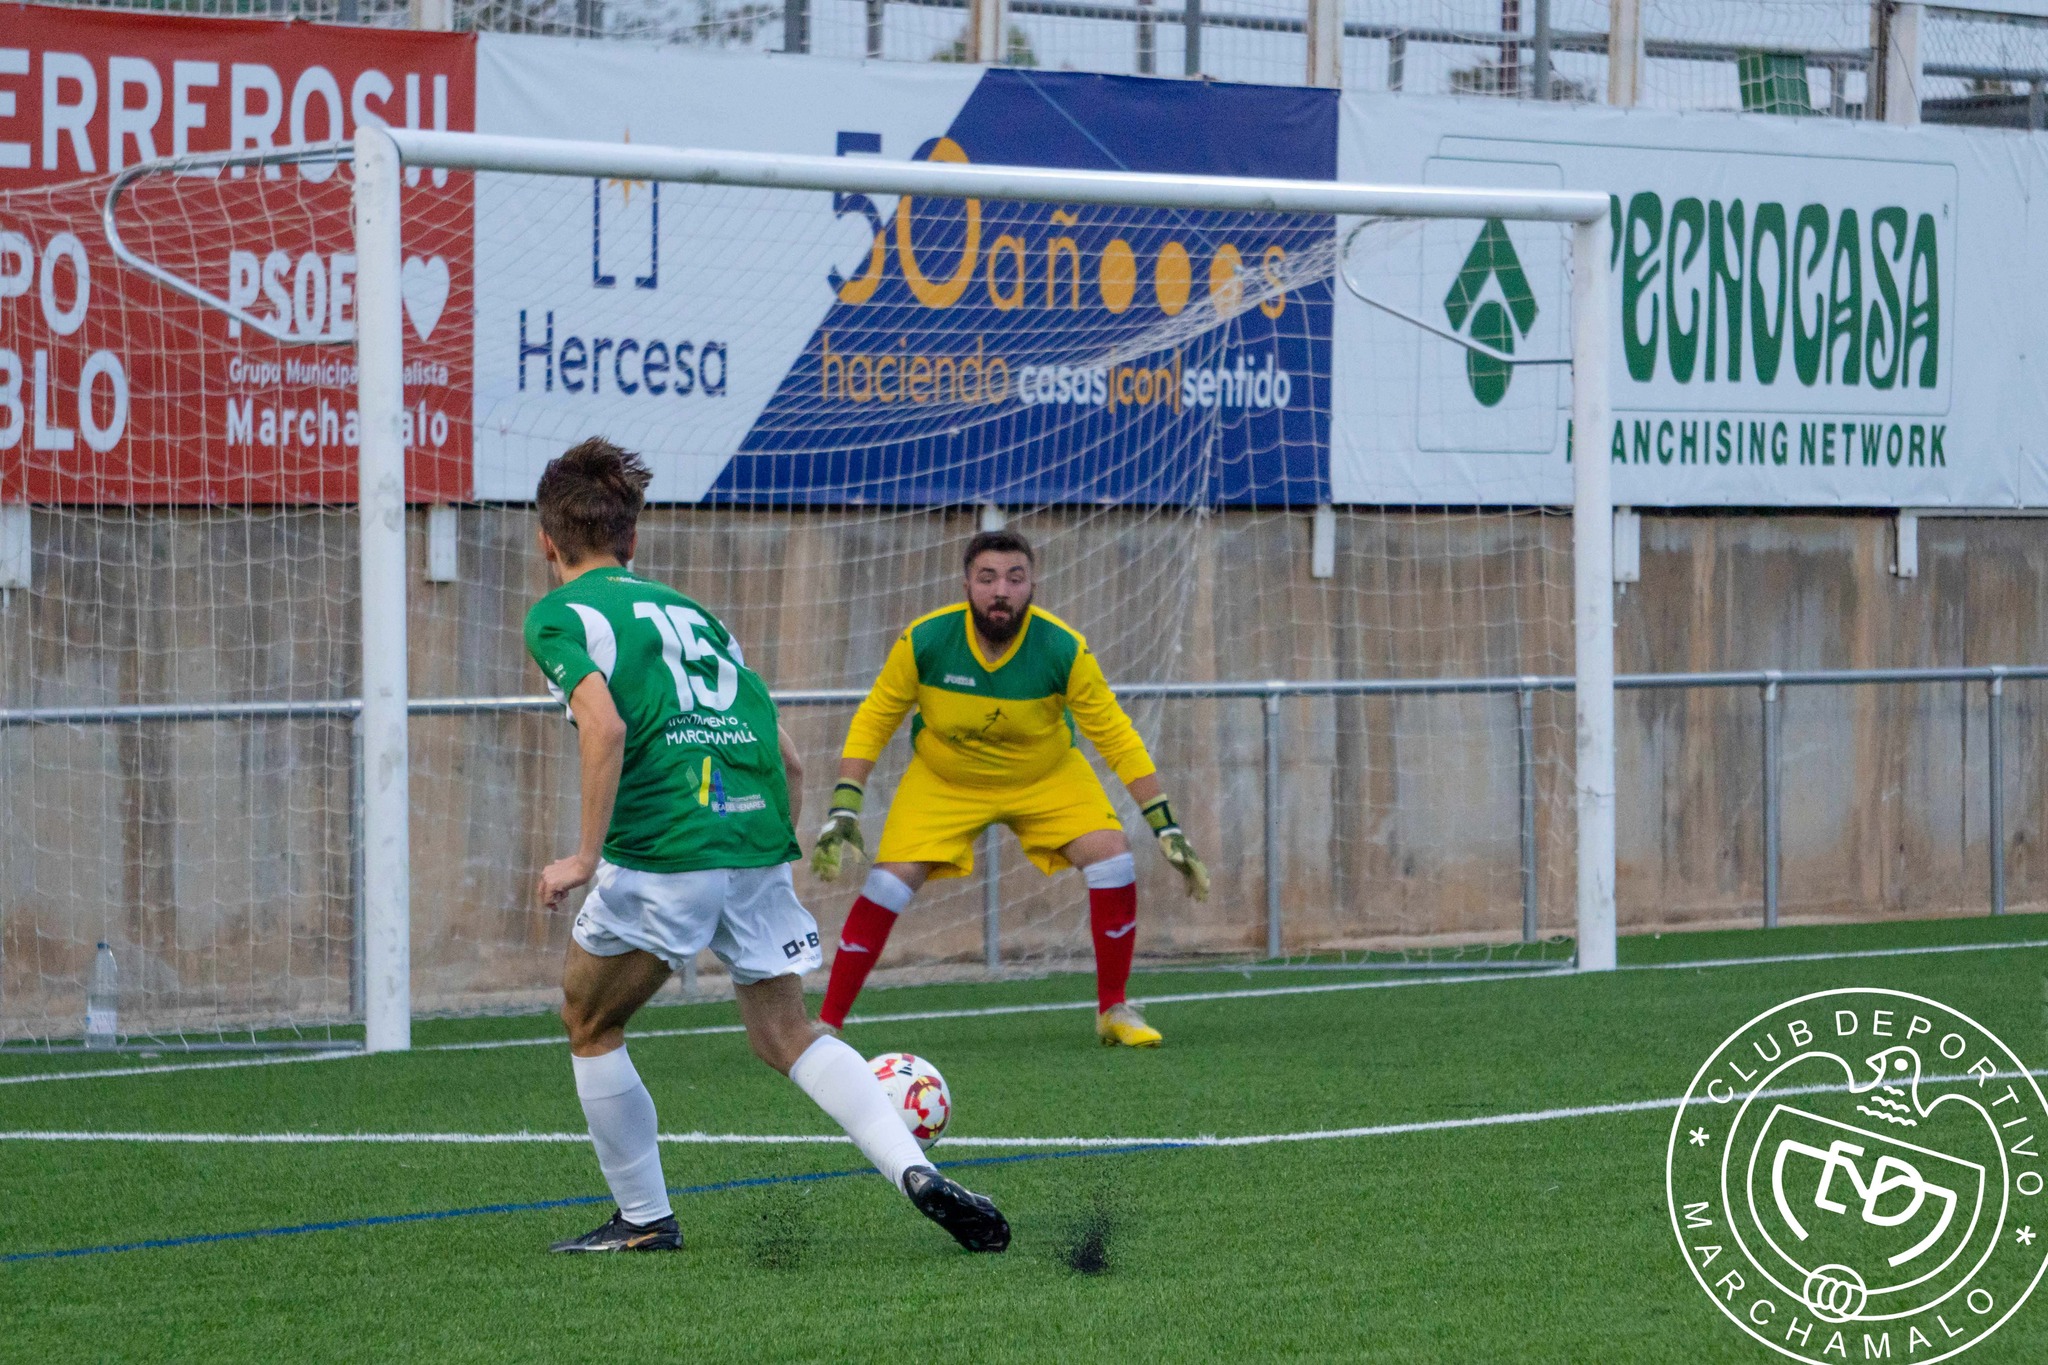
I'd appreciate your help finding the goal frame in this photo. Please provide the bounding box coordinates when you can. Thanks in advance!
[111,126,1617,1051]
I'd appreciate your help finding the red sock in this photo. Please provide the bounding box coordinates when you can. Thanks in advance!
[1089,883,1138,1013]
[819,897,899,1028]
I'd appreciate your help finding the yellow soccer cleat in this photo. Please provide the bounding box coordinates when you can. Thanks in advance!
[1096,1002,1163,1048]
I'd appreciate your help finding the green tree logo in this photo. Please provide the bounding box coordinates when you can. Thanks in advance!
[1444,220,1537,407]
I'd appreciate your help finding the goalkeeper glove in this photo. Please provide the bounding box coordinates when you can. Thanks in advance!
[810,780,868,882]
[1142,795,1210,902]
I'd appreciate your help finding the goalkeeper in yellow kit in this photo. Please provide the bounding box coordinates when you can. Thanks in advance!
[811,529,1209,1047]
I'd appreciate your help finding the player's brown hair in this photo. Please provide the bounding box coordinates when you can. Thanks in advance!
[536,437,653,564]
[963,528,1034,573]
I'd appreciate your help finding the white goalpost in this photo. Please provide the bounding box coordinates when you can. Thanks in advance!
[355,128,1615,1050]
[71,127,1611,1054]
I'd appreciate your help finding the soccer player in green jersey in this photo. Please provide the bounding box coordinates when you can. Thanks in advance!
[524,438,1008,1255]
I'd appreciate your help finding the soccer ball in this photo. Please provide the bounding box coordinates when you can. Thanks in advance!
[870,1052,952,1150]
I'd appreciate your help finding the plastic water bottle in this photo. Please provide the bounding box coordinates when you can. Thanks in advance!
[85,943,118,1049]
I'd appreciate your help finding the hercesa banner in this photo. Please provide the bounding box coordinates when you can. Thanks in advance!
[0,6,474,503]
[469,42,1338,507]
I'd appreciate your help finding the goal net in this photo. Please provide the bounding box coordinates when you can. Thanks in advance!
[0,130,1610,1050]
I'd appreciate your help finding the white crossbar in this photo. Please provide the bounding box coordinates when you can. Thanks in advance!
[382,128,1610,224]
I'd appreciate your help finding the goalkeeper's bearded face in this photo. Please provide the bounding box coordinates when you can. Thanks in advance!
[966,550,1034,646]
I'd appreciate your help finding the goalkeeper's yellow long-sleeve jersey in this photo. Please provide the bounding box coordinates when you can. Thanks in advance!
[841,604,1157,789]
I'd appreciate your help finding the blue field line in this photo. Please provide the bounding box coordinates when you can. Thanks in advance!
[0,1142,1186,1266]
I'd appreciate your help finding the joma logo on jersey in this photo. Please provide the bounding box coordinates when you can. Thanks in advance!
[942,673,977,688]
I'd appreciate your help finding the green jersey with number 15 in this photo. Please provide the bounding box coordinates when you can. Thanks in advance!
[523,566,799,873]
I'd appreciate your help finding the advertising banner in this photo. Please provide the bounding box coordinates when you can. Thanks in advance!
[0,5,472,502]
[8,14,2047,509]
[1334,94,2048,508]
[472,41,1336,505]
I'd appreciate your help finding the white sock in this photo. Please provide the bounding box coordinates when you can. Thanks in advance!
[788,1034,930,1192]
[861,867,917,912]
[1082,852,1136,888]
[571,1046,673,1225]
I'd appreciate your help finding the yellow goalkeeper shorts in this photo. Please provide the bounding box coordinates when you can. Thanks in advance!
[875,747,1122,880]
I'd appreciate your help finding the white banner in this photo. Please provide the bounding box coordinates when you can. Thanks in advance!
[470,39,1337,507]
[1333,95,2048,507]
[473,38,982,502]
[465,37,2048,509]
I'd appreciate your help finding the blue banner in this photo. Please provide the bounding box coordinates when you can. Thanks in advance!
[709,70,1337,507]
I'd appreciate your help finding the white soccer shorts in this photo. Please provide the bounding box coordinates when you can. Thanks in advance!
[572,860,823,984]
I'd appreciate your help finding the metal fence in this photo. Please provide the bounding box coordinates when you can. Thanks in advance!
[7,661,2043,983]
[36,0,2048,123]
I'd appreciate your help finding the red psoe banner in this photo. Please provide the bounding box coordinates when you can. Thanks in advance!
[0,6,475,503]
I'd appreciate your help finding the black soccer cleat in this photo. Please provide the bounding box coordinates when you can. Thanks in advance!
[548,1209,683,1253]
[904,1166,1011,1253]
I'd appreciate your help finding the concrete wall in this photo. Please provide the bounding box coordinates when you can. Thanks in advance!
[3,506,2041,1035]
[1615,513,2046,929]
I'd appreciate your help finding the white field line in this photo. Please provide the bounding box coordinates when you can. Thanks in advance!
[0,968,1569,1081]
[0,1050,361,1088]
[6,1069,2043,1150]
[1618,938,2048,973]
[415,967,1570,1053]
[3,935,2042,1087]
[426,935,2048,1056]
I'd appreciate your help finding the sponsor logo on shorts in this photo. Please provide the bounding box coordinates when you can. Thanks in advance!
[782,931,821,960]
[1667,988,2048,1364]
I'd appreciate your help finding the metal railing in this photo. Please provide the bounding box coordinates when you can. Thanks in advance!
[45,0,2048,122]
[880,1,1893,89]
[7,662,2044,966]
[1612,664,2048,926]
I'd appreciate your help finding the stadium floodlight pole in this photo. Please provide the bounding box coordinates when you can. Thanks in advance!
[1569,217,1617,972]
[354,124,413,1051]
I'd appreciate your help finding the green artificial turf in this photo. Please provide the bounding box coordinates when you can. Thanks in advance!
[2,915,2045,1362]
